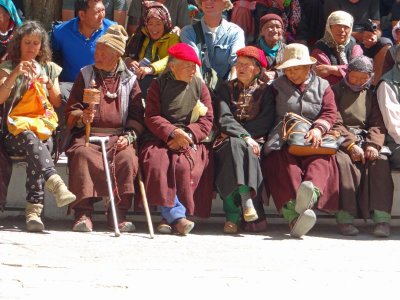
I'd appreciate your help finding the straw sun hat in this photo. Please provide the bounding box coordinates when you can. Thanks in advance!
[276,43,317,70]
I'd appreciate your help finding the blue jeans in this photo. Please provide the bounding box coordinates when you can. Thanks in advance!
[160,195,186,224]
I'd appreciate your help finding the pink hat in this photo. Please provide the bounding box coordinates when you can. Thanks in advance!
[237,46,268,68]
[168,43,202,66]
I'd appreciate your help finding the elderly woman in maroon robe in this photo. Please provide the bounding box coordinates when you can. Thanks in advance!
[262,43,339,238]
[140,43,213,236]
[333,55,393,237]
[214,46,275,234]
[64,25,145,233]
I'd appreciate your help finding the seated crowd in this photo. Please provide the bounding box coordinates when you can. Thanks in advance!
[1,0,400,239]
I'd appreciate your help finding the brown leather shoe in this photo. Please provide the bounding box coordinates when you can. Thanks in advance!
[223,221,238,234]
[107,208,135,232]
[173,218,195,235]
[157,218,172,234]
[72,214,93,232]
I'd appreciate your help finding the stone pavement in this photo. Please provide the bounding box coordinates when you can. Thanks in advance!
[1,216,400,299]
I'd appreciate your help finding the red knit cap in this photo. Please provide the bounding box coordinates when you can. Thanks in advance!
[259,13,284,31]
[236,46,268,68]
[168,43,202,66]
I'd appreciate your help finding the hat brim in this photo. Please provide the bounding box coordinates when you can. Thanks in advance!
[276,57,317,70]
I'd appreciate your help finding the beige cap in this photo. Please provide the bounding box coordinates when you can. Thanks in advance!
[97,24,128,56]
[276,43,317,70]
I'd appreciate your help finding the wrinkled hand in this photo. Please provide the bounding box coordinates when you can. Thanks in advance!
[167,128,193,151]
[116,135,129,151]
[82,106,96,125]
[349,144,365,164]
[136,66,153,79]
[264,70,276,82]
[364,145,379,161]
[362,31,378,48]
[315,65,335,78]
[171,26,181,36]
[126,59,140,72]
[244,136,260,157]
[305,128,322,148]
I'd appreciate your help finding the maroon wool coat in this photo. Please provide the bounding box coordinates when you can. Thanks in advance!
[64,68,144,208]
[140,76,214,218]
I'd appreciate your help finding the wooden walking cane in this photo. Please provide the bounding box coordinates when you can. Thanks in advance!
[83,80,100,147]
[135,142,154,238]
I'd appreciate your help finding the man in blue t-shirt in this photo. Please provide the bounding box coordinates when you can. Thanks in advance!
[52,0,115,84]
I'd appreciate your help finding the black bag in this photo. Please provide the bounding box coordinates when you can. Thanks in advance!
[282,112,343,156]
[193,21,223,96]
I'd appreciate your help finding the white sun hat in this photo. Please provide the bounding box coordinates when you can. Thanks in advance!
[276,43,317,70]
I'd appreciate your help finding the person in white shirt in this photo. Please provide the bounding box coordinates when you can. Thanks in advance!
[377,44,400,169]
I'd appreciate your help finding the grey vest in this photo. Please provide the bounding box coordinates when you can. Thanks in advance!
[81,64,137,127]
[264,72,330,154]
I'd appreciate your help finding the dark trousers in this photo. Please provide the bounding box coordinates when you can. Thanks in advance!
[3,131,55,203]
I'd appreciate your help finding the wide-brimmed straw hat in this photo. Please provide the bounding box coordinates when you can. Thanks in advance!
[276,43,317,70]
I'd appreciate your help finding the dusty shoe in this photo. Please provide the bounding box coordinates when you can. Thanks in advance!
[72,214,93,232]
[223,221,238,234]
[338,223,359,236]
[157,219,172,234]
[243,219,268,233]
[45,174,76,207]
[290,209,316,238]
[118,221,136,233]
[295,181,315,214]
[25,203,44,232]
[107,208,135,233]
[173,218,195,235]
[243,207,258,222]
[373,222,390,238]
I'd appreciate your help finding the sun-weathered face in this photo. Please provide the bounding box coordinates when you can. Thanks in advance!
[169,59,197,83]
[94,43,120,71]
[348,70,370,86]
[261,20,283,45]
[283,65,311,85]
[330,24,351,45]
[236,56,260,86]
[146,17,165,40]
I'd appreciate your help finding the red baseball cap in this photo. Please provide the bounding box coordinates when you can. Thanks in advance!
[168,43,202,66]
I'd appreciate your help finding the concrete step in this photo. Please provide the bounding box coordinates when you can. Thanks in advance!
[2,161,400,222]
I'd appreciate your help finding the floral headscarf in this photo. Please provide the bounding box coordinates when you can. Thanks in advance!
[320,10,354,65]
[143,1,173,33]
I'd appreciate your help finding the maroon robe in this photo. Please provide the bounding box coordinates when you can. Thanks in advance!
[64,66,144,210]
[140,75,214,218]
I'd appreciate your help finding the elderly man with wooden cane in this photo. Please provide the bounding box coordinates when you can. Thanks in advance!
[64,24,147,234]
